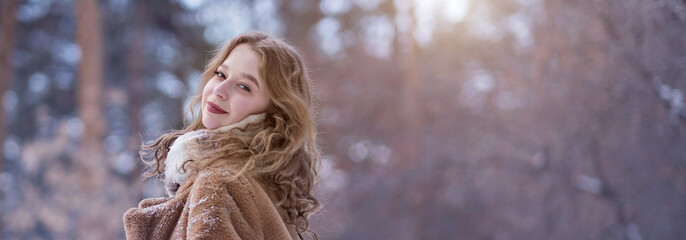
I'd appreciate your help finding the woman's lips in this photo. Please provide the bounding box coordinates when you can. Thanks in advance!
[207,102,228,114]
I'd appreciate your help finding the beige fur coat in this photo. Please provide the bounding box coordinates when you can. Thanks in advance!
[123,114,298,239]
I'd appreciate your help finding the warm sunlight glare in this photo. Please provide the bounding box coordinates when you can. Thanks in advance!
[416,0,472,23]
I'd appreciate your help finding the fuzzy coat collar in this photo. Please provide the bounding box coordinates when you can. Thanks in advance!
[164,113,266,197]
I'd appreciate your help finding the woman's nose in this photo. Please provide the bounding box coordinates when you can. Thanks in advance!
[213,79,233,100]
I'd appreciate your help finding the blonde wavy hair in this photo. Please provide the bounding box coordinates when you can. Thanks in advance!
[140,32,321,238]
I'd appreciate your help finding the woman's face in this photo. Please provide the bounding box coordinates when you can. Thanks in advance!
[201,44,271,129]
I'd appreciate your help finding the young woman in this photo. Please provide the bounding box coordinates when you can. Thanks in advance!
[124,32,321,239]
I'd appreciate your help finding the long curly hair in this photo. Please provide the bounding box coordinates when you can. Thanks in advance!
[140,32,321,238]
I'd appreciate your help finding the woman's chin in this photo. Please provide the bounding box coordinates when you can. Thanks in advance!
[202,119,219,129]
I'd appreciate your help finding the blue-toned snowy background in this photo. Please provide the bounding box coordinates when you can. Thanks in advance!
[2,0,686,239]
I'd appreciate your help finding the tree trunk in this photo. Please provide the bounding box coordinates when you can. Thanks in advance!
[75,0,110,238]
[0,0,19,173]
[0,0,19,234]
[75,0,106,190]
[401,0,422,165]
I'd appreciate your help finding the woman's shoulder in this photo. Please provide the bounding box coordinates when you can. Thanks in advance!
[189,168,266,201]
[186,168,297,239]
[188,168,286,218]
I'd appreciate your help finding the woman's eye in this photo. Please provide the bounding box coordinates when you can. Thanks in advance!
[214,71,226,79]
[238,84,251,92]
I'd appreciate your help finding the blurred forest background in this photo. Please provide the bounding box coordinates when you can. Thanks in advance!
[1,0,686,239]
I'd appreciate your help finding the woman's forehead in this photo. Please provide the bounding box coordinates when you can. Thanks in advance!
[224,44,260,67]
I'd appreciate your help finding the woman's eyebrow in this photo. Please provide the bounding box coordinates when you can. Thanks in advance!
[241,73,260,89]
[219,64,260,89]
